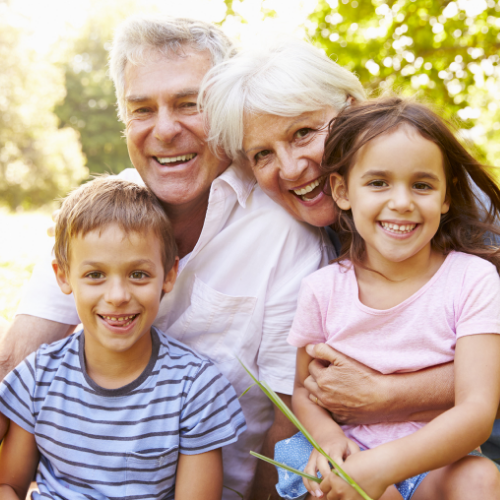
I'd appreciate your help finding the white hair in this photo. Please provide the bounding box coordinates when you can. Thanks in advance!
[109,15,236,123]
[199,38,367,160]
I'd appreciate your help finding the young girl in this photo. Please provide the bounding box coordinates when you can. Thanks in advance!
[275,97,500,500]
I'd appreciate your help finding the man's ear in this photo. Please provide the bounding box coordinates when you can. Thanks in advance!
[52,260,73,295]
[330,173,351,211]
[162,257,179,295]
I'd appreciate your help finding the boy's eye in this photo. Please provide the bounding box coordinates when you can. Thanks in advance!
[86,271,104,279]
[368,180,388,188]
[130,271,148,280]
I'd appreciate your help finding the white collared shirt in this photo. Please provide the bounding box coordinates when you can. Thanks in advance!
[17,164,335,498]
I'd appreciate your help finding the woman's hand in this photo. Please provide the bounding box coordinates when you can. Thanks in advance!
[303,436,360,498]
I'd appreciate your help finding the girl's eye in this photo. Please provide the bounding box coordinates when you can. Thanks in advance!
[254,150,271,163]
[130,271,148,280]
[368,180,388,188]
[414,182,431,190]
[295,128,312,139]
[86,271,104,279]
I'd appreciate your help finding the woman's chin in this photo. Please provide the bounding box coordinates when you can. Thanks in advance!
[292,194,337,227]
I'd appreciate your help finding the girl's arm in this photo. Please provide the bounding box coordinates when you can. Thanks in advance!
[0,421,40,500]
[175,449,223,500]
[320,333,500,500]
[293,348,359,495]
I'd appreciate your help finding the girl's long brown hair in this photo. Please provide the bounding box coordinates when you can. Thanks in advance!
[322,96,500,273]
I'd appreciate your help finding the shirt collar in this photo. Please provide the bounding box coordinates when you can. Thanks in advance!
[214,164,256,208]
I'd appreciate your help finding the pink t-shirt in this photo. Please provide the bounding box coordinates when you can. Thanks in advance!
[288,251,500,449]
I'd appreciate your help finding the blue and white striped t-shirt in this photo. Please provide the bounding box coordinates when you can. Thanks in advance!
[0,327,246,500]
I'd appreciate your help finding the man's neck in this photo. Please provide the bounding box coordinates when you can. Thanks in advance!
[164,193,210,258]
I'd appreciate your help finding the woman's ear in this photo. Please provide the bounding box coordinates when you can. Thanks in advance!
[52,260,73,295]
[330,174,351,211]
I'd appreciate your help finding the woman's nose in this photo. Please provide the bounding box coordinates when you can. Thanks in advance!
[278,148,309,182]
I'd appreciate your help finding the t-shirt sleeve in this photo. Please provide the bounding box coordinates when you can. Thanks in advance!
[179,361,246,455]
[287,279,328,348]
[0,353,37,434]
[456,257,500,338]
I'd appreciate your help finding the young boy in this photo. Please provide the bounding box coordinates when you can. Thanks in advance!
[0,177,246,500]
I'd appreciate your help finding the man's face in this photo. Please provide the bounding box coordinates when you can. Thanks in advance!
[124,48,230,212]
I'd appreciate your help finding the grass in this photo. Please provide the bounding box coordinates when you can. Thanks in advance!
[0,208,54,323]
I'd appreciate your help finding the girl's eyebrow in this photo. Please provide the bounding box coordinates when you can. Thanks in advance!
[361,169,390,178]
[360,169,441,182]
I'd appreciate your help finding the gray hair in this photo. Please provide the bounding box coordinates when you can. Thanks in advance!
[199,38,366,160]
[109,15,236,123]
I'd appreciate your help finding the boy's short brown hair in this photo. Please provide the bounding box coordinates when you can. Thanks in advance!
[54,176,177,274]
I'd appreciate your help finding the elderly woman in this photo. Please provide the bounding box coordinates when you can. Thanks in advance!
[200,37,499,487]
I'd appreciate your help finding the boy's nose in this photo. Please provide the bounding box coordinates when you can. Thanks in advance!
[104,278,131,305]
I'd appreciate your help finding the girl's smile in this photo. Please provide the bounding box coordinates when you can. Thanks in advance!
[332,124,450,270]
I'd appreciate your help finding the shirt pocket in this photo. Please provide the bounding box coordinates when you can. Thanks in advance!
[126,447,178,498]
[167,275,257,364]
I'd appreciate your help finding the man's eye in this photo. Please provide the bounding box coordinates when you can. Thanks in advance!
[130,271,148,279]
[86,271,104,279]
[254,150,272,162]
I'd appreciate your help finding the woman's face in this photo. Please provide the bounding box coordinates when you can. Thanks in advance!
[242,108,337,227]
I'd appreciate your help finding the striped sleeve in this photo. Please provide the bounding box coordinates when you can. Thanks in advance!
[0,352,37,433]
[179,361,246,455]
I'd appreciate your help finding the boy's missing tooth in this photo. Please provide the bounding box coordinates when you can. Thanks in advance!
[0,176,246,500]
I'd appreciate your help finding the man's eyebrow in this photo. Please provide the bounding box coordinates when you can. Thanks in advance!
[125,88,199,104]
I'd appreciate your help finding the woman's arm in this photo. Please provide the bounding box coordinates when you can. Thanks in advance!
[305,343,455,425]
[175,449,223,500]
[319,334,500,500]
[0,421,40,500]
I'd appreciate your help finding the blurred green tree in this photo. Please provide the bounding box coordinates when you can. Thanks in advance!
[54,7,132,176]
[0,3,87,209]
[307,0,500,165]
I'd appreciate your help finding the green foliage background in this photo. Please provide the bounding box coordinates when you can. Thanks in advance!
[1,0,499,209]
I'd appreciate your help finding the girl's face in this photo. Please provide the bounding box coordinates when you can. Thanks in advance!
[331,124,450,267]
[242,109,338,227]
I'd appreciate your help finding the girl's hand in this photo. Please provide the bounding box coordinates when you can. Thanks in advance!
[303,436,360,497]
[320,449,390,500]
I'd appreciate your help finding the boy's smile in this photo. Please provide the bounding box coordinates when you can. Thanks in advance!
[54,224,176,358]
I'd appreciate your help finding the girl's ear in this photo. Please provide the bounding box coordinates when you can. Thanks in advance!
[52,260,73,295]
[330,173,351,211]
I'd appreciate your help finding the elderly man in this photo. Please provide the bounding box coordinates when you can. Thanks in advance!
[0,15,333,500]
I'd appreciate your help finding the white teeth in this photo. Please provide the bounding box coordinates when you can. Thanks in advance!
[293,176,325,196]
[380,222,416,233]
[156,153,196,164]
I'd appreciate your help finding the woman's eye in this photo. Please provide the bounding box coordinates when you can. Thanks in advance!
[368,180,388,188]
[254,150,271,162]
[130,271,148,280]
[295,128,312,139]
[86,271,104,279]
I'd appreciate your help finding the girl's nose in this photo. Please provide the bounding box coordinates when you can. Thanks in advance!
[388,187,415,212]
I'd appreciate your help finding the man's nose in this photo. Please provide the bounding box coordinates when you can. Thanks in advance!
[153,107,183,144]
[104,278,131,306]
[388,186,415,212]
[277,147,309,182]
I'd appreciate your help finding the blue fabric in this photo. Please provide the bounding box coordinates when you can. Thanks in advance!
[275,432,429,500]
[0,327,246,500]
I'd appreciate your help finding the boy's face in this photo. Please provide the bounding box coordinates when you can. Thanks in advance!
[53,224,177,355]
